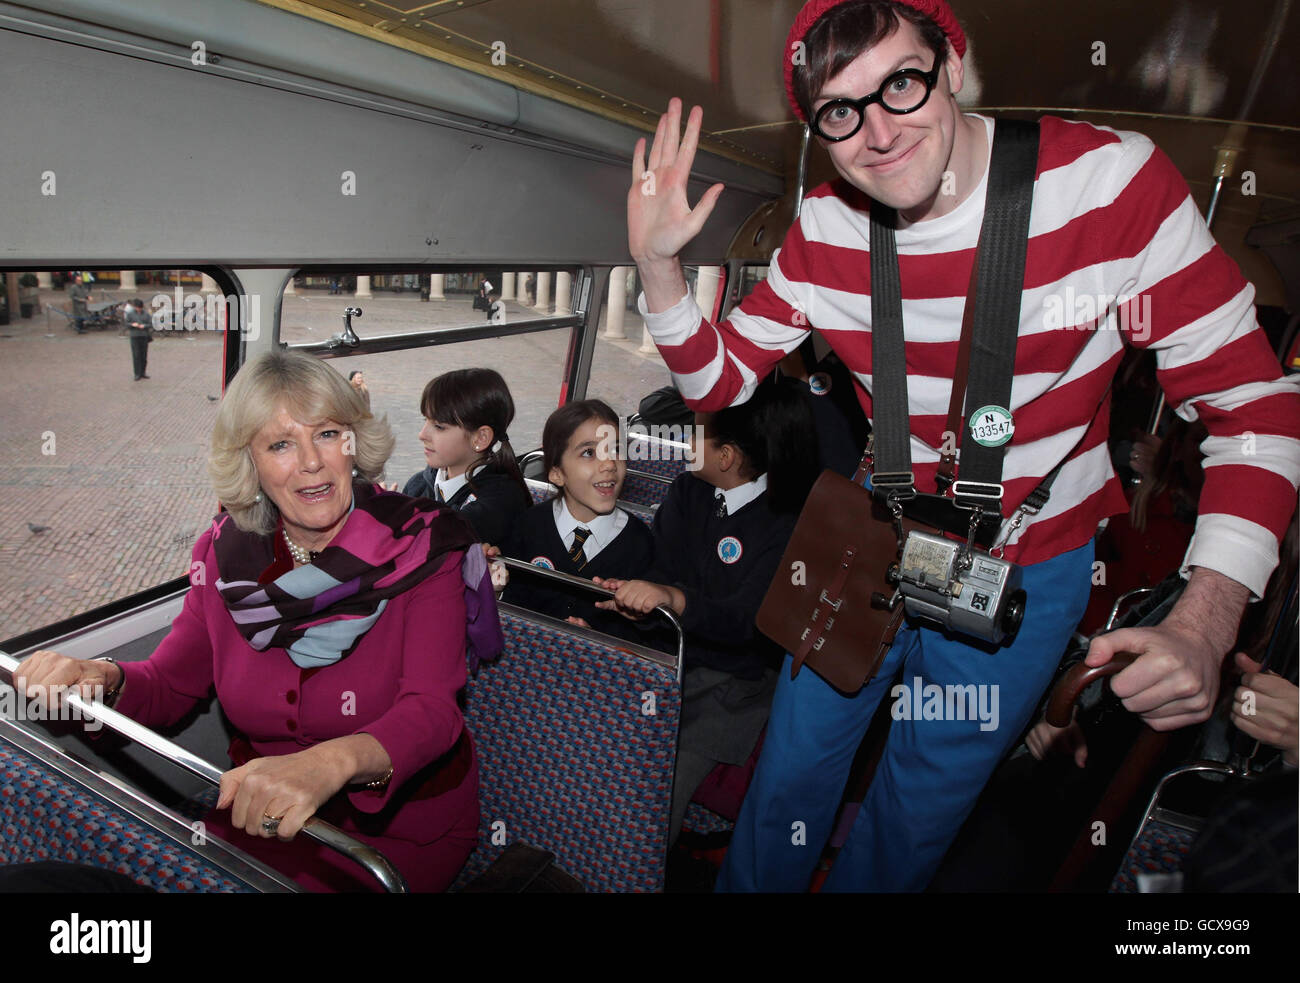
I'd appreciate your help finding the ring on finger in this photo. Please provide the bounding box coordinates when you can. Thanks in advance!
[261,812,284,835]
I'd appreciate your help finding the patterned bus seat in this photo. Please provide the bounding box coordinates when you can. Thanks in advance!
[625,433,692,484]
[453,605,681,892]
[0,733,264,893]
[620,470,674,509]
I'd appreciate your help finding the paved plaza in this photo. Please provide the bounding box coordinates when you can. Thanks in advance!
[0,284,671,642]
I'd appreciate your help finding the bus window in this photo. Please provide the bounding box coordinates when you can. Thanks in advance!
[279,267,588,483]
[586,264,728,423]
[0,268,232,644]
[736,265,771,304]
[278,269,580,344]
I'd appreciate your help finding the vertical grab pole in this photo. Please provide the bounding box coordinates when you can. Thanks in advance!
[793,123,811,221]
[1146,0,1291,435]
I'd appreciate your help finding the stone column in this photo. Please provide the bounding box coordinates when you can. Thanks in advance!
[637,267,662,354]
[120,270,137,291]
[36,272,52,289]
[604,265,629,339]
[534,272,551,313]
[5,273,23,318]
[694,265,723,320]
[429,273,445,300]
[355,275,372,299]
[200,273,219,294]
[638,320,661,355]
[501,272,516,302]
[554,271,573,316]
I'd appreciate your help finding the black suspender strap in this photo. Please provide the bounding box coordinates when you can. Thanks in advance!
[956,119,1040,510]
[867,203,913,495]
[869,118,1040,515]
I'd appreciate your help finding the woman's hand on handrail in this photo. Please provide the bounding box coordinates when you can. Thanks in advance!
[9,649,122,710]
[217,734,390,841]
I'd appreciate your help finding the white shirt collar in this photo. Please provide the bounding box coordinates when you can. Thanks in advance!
[552,496,626,557]
[717,473,768,515]
[436,464,484,502]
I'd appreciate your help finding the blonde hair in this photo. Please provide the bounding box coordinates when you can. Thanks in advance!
[208,351,395,535]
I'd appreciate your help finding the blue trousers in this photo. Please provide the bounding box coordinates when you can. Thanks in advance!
[716,540,1093,892]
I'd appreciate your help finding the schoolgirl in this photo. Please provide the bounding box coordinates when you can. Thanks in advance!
[402,368,531,546]
[502,399,654,635]
[596,376,820,843]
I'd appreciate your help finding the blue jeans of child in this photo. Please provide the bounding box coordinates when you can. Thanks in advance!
[716,540,1093,892]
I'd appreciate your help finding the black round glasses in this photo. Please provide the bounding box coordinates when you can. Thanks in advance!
[811,57,941,142]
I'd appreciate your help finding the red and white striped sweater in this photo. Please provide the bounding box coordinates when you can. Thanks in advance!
[640,115,1300,593]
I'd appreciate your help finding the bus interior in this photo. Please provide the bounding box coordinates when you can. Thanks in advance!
[0,0,1296,901]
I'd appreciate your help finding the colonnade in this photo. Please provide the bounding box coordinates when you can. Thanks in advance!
[18,266,728,360]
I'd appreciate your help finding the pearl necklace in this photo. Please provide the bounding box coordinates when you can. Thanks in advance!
[283,528,319,565]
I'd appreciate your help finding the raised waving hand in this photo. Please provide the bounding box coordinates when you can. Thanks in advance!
[629,99,725,311]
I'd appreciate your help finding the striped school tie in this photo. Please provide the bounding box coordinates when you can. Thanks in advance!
[569,527,592,569]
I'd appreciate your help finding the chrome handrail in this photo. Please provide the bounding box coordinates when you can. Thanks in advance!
[623,467,675,486]
[1104,586,1155,632]
[1123,758,1258,863]
[0,650,408,894]
[500,557,686,682]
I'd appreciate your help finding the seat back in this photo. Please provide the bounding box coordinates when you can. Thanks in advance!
[0,719,289,893]
[625,432,693,484]
[455,602,682,892]
[620,468,675,509]
[526,477,555,506]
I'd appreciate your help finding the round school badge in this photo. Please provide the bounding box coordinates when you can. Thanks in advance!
[808,372,832,396]
[717,536,743,564]
[968,405,1015,448]
[531,556,555,570]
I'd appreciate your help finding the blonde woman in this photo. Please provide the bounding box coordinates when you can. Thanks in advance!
[16,351,501,891]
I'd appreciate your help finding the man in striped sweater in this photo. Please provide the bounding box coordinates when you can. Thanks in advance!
[627,0,1300,892]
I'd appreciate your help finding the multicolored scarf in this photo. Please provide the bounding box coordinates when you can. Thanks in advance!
[212,481,504,670]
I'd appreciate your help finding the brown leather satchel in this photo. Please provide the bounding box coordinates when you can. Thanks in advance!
[755,468,918,693]
[754,245,985,694]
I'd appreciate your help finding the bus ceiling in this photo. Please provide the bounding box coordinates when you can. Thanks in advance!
[1,0,1295,290]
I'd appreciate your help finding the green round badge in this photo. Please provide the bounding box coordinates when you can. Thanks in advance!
[968,405,1015,447]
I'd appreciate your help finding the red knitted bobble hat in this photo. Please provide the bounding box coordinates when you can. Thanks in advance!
[783,0,967,121]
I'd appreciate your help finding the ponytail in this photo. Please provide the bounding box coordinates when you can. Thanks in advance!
[707,376,819,514]
[471,434,529,504]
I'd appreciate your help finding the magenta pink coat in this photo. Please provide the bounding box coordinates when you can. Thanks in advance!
[116,525,479,892]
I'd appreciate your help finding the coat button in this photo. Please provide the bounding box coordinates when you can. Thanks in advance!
[286,720,297,732]
[286,690,297,705]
